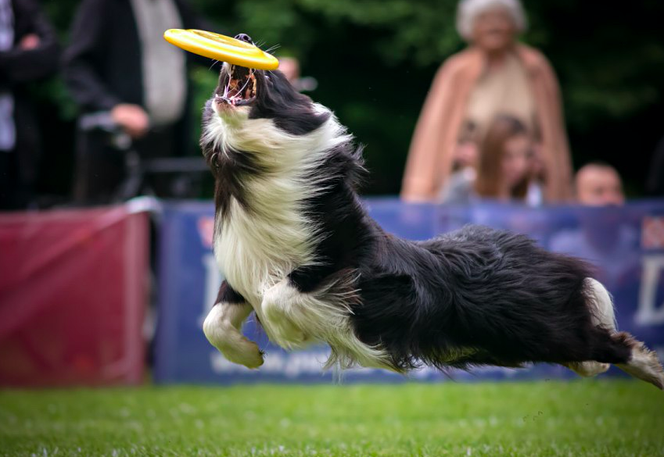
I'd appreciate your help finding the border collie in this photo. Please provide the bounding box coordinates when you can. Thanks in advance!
[201,34,663,389]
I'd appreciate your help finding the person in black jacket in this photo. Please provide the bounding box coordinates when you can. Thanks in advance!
[63,0,213,203]
[0,0,59,210]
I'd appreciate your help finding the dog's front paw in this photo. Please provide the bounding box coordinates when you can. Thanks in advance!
[221,338,264,369]
[261,281,308,349]
[263,313,307,349]
[203,305,264,369]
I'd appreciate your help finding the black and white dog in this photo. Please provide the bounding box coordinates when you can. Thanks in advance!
[201,34,663,390]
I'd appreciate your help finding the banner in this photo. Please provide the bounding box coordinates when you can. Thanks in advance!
[154,199,664,384]
[0,204,149,387]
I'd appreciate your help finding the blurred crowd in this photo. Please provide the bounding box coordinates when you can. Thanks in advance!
[0,0,662,211]
[401,0,644,211]
[0,0,309,209]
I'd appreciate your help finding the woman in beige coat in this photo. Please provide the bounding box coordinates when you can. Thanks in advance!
[401,0,572,203]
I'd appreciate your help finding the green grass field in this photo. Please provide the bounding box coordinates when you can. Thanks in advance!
[1,380,663,456]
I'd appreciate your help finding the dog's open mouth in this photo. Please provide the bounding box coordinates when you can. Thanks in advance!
[217,65,257,107]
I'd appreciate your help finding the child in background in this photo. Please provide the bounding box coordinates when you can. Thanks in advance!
[439,122,480,203]
[452,121,479,172]
[440,114,541,205]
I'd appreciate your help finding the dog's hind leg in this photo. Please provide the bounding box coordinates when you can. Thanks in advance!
[584,278,617,331]
[203,281,264,369]
[564,279,614,378]
[582,278,664,389]
[565,361,610,377]
[613,332,664,390]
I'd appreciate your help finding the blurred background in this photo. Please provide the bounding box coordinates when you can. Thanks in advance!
[1,1,664,454]
[0,0,663,382]
[27,0,664,199]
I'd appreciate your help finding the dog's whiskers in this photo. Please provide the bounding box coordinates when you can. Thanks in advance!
[208,59,220,71]
[264,43,281,54]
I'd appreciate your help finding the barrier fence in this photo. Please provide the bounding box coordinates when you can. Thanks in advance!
[0,205,148,387]
[2,199,663,386]
[153,199,664,384]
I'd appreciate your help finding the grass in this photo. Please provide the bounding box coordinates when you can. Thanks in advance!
[1,380,663,456]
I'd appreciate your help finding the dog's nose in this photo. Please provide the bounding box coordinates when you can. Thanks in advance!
[234,33,253,44]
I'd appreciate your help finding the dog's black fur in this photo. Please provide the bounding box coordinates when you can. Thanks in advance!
[353,227,629,371]
[201,35,664,385]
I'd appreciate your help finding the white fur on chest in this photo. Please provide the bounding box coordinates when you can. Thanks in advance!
[205,106,392,370]
[207,110,349,304]
[214,197,310,306]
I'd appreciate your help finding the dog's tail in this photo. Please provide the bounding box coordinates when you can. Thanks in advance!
[581,278,664,390]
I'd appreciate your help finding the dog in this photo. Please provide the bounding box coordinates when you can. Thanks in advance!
[201,33,664,389]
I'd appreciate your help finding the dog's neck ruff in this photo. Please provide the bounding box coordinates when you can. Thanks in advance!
[204,107,350,302]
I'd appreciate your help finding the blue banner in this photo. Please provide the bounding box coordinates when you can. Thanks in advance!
[154,199,664,384]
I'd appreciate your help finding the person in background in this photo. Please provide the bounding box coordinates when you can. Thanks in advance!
[278,56,318,92]
[0,0,59,210]
[438,121,478,202]
[575,162,625,206]
[402,0,572,203]
[525,124,547,206]
[440,115,540,205]
[279,57,300,85]
[550,162,634,285]
[63,0,212,203]
[452,120,479,172]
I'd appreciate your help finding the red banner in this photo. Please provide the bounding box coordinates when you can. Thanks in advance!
[0,205,149,387]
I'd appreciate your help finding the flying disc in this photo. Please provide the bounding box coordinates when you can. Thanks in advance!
[163,29,279,71]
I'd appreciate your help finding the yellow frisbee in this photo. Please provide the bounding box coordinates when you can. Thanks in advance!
[163,29,279,71]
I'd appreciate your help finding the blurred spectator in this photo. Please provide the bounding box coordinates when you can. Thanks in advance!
[440,115,539,205]
[278,56,318,92]
[526,125,547,205]
[63,0,211,204]
[0,0,59,210]
[575,162,625,206]
[402,0,572,203]
[550,162,635,285]
[453,120,479,171]
[279,57,300,84]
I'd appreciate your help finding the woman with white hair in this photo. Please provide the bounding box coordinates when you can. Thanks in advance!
[401,0,572,203]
